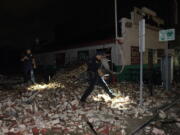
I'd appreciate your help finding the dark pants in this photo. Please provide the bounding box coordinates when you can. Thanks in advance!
[23,68,35,84]
[80,72,114,102]
[43,66,55,84]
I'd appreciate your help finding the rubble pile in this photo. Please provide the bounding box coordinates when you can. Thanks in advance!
[0,65,179,135]
[52,64,88,85]
[142,107,180,135]
[0,74,7,88]
[0,74,23,91]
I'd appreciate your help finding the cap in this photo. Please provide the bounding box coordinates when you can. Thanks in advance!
[96,51,104,56]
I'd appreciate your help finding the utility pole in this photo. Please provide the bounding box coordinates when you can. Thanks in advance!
[114,0,118,41]
[139,19,145,106]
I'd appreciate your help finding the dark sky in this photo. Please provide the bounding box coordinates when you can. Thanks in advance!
[0,0,176,51]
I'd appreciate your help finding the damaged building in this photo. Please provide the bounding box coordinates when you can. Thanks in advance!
[36,7,173,82]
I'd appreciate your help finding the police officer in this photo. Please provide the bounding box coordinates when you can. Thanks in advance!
[21,49,36,84]
[80,52,115,104]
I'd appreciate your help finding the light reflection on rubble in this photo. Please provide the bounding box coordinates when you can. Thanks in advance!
[27,83,65,91]
[93,93,131,110]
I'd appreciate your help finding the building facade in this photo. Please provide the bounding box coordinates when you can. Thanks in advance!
[36,7,168,73]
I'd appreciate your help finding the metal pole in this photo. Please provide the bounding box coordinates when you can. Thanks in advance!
[165,42,169,90]
[139,19,145,106]
[114,0,118,40]
[140,51,143,106]
[113,0,118,73]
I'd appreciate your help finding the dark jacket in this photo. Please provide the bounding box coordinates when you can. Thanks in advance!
[87,57,101,73]
[22,54,34,70]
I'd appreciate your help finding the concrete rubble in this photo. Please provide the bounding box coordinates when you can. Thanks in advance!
[0,74,23,85]
[159,110,167,119]
[0,65,179,134]
[152,127,165,135]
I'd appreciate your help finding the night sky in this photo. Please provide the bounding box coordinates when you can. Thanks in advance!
[0,0,175,50]
[0,0,177,73]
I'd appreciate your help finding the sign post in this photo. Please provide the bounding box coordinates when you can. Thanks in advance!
[139,19,145,106]
[159,29,175,91]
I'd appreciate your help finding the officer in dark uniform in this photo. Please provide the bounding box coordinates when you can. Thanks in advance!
[80,52,115,103]
[21,49,36,84]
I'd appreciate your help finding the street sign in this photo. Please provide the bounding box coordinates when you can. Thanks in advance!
[159,29,175,41]
[159,29,175,91]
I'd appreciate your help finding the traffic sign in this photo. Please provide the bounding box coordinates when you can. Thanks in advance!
[159,29,175,41]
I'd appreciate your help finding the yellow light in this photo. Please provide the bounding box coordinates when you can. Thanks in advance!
[92,93,132,110]
[27,82,65,91]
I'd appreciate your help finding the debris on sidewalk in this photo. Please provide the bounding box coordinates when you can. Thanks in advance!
[176,118,180,128]
[0,64,179,134]
[159,110,167,119]
[152,127,165,135]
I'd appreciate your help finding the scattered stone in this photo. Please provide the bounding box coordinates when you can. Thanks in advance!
[0,64,179,134]
[159,110,167,119]
[152,127,165,135]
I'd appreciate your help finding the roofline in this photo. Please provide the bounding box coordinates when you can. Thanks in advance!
[36,38,116,55]
[62,38,115,50]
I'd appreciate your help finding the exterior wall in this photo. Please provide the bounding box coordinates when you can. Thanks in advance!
[172,35,180,49]
[65,50,77,64]
[121,18,167,65]
[63,43,113,64]
[36,43,114,66]
[36,52,56,66]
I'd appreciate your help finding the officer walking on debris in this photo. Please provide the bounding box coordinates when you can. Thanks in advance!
[80,52,115,104]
